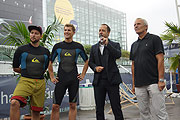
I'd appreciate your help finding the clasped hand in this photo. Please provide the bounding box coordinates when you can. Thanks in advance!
[95,66,104,72]
[100,37,109,45]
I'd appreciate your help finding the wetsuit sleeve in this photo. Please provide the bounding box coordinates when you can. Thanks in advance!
[13,47,22,68]
[50,44,58,62]
[44,49,50,70]
[79,45,88,62]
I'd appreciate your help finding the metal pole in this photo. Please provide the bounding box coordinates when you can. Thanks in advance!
[170,71,173,92]
[175,0,180,26]
[42,0,47,28]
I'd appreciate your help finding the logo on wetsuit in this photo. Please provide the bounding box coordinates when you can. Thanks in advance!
[32,58,40,63]
[64,52,72,56]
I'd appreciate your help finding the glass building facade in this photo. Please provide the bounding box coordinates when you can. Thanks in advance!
[0,0,43,26]
[47,0,127,50]
[0,0,127,61]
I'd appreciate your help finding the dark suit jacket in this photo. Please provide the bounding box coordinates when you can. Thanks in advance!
[89,40,122,86]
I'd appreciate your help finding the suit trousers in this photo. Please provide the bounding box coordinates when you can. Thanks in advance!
[94,81,124,120]
[135,84,169,120]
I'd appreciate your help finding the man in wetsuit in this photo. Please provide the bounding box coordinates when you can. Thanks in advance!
[48,24,88,120]
[10,25,50,120]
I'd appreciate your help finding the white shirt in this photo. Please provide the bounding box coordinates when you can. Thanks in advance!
[99,44,104,55]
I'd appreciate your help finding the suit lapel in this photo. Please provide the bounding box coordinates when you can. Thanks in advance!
[105,40,112,70]
[94,43,101,64]
[104,47,109,71]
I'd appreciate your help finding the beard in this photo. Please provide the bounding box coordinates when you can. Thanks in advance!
[30,39,39,44]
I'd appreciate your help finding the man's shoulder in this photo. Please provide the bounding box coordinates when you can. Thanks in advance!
[20,44,29,48]
[147,33,160,39]
[16,44,29,50]
[131,40,139,50]
[39,45,50,52]
[71,41,87,50]
[132,40,138,45]
[91,43,99,48]
[73,41,83,46]
[109,39,120,45]
[52,42,63,48]
[146,33,162,45]
[55,41,63,45]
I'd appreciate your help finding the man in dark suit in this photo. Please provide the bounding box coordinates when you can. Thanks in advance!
[89,24,124,120]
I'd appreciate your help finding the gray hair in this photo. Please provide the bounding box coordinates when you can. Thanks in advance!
[136,18,148,26]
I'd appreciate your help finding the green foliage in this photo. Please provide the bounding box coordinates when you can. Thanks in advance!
[0,21,30,46]
[164,22,180,35]
[160,32,175,45]
[0,46,16,60]
[84,44,91,54]
[0,16,63,48]
[160,22,180,84]
[40,16,63,48]
[121,49,130,58]
[160,22,180,45]
[169,54,180,71]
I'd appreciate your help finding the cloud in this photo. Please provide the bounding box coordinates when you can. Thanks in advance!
[92,0,178,50]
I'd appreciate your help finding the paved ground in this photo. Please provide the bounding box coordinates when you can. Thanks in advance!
[44,98,180,120]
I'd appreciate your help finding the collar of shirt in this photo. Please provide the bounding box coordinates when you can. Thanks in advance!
[99,44,104,55]
[138,32,150,41]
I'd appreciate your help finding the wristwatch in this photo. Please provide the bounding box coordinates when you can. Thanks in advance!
[159,78,164,82]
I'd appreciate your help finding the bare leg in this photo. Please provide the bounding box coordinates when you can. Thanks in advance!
[69,103,77,120]
[10,100,20,120]
[50,104,60,120]
[31,110,40,120]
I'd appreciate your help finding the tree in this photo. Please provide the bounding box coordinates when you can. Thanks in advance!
[84,44,91,54]
[121,49,130,58]
[160,22,180,84]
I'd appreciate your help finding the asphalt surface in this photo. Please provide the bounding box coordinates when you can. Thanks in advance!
[44,98,180,120]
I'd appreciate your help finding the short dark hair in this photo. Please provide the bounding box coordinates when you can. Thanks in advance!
[64,24,76,32]
[101,24,111,32]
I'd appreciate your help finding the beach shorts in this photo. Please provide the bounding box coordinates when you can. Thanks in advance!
[11,77,46,111]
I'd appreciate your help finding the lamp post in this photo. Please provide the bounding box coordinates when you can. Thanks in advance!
[175,0,180,26]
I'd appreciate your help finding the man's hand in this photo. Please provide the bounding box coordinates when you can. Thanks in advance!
[103,37,109,45]
[95,66,104,72]
[51,77,59,84]
[77,74,85,81]
[158,81,165,91]
[100,37,109,45]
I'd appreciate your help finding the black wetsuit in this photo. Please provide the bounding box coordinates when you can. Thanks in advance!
[50,41,88,104]
[13,43,50,79]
